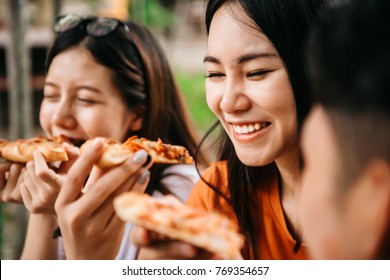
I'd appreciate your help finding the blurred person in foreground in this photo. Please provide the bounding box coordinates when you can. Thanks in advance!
[300,0,390,259]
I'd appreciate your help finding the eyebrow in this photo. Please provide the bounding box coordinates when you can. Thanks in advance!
[44,81,60,89]
[44,82,102,94]
[203,52,278,64]
[75,85,102,94]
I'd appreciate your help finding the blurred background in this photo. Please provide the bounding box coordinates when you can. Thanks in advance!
[0,0,216,259]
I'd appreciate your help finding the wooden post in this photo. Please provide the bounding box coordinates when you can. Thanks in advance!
[54,0,63,19]
[6,0,32,140]
[1,0,30,260]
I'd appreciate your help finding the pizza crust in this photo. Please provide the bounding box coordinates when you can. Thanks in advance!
[114,192,244,259]
[0,136,70,163]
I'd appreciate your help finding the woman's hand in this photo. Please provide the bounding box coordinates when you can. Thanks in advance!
[20,143,80,217]
[131,226,226,260]
[55,138,152,259]
[0,161,24,203]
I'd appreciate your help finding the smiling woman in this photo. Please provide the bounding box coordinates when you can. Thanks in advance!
[204,10,297,167]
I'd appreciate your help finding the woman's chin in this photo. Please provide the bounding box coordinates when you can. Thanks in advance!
[236,152,273,167]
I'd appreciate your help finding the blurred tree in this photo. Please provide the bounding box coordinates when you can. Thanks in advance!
[98,0,129,20]
[129,0,175,37]
[159,0,176,10]
[7,0,32,139]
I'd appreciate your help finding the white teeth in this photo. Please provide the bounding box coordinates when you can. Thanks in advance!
[232,122,269,134]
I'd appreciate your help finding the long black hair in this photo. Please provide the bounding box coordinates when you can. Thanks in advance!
[198,0,332,258]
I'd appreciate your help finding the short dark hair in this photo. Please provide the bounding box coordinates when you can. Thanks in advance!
[307,0,390,259]
[308,0,390,116]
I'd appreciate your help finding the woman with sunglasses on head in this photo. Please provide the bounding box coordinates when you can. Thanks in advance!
[17,15,206,259]
[132,0,332,259]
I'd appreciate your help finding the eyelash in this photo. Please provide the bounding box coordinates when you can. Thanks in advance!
[247,70,271,78]
[206,70,272,79]
[205,73,224,79]
[43,94,59,100]
[77,98,96,104]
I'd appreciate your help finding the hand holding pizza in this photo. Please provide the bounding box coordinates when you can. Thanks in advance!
[0,161,24,203]
[54,138,152,259]
[0,135,78,212]
[19,143,80,216]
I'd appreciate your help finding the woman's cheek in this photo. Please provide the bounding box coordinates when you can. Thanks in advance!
[205,85,220,115]
[39,106,52,134]
[81,112,112,138]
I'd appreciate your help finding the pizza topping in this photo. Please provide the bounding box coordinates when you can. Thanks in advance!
[81,136,193,168]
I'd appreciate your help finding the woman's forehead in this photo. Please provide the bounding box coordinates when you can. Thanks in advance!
[207,6,275,57]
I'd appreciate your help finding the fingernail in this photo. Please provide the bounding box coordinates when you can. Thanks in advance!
[133,150,148,164]
[91,138,104,150]
[138,170,150,184]
[63,142,80,155]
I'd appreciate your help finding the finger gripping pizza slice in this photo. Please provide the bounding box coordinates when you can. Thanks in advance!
[114,192,245,259]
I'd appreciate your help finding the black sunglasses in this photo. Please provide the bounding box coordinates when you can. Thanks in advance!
[54,13,129,37]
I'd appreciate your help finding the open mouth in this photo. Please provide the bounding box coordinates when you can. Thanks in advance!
[232,122,271,135]
[67,138,86,148]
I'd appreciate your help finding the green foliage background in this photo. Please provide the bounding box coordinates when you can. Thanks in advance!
[175,71,216,135]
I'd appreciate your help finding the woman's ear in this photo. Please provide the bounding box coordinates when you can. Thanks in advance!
[127,105,145,132]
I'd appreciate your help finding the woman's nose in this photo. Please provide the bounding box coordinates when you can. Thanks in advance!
[219,79,251,114]
[51,101,77,129]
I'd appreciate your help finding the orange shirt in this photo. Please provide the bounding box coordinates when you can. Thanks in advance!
[187,161,309,260]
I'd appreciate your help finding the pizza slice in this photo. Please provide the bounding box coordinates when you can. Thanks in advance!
[0,135,71,163]
[81,136,194,169]
[113,192,244,259]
